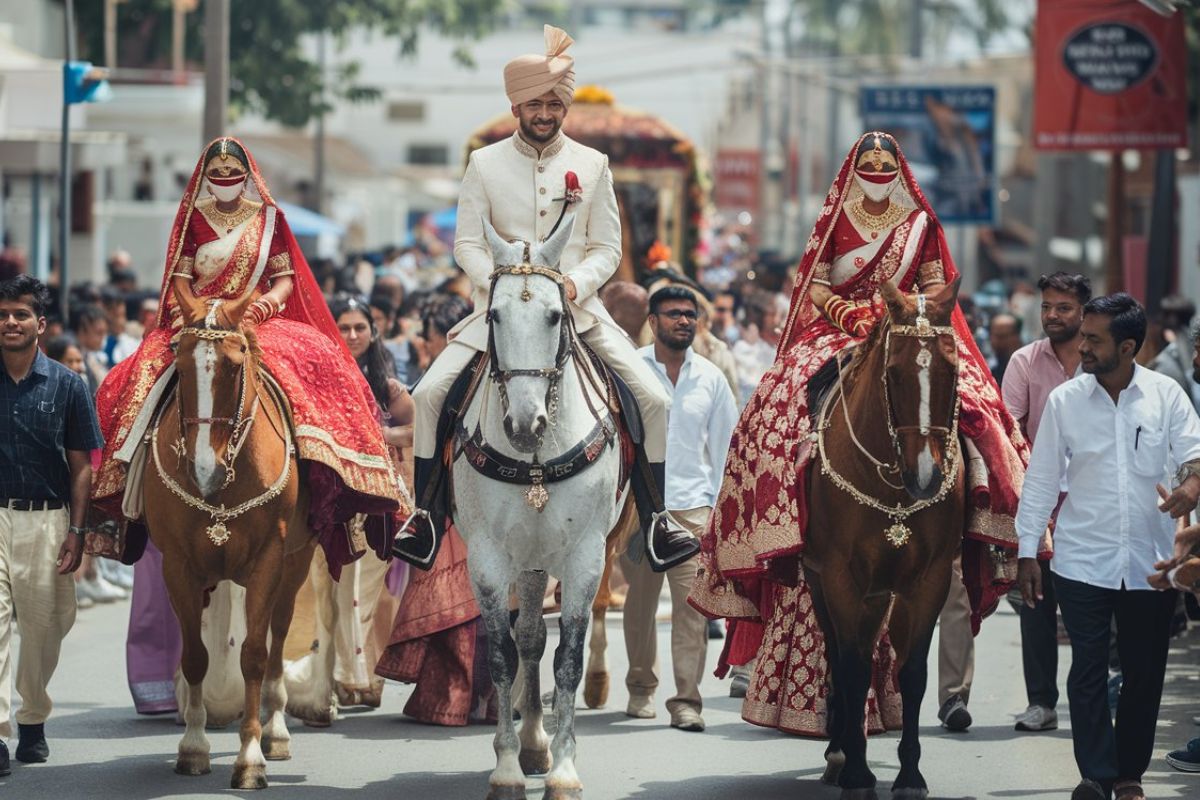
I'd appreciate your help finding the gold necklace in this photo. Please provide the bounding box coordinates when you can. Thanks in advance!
[202,200,257,234]
[846,198,910,240]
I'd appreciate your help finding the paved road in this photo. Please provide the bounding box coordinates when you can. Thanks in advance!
[4,592,1199,799]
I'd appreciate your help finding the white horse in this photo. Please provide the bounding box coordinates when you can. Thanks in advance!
[453,215,622,800]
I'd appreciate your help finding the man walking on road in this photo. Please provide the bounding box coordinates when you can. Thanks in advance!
[1003,272,1089,733]
[0,276,103,776]
[1016,293,1200,800]
[623,286,737,732]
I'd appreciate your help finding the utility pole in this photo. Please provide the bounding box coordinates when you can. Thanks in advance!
[173,0,199,81]
[203,0,230,143]
[313,31,327,215]
[59,0,76,320]
[103,0,119,68]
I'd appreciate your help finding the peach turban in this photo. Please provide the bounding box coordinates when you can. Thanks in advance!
[504,25,576,107]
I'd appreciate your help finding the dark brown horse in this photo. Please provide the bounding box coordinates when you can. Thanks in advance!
[805,278,966,800]
[144,292,315,790]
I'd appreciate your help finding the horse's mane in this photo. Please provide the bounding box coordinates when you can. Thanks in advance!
[242,326,265,363]
[839,312,892,388]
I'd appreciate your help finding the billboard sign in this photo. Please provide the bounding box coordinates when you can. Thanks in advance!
[860,85,997,225]
[1035,2,1188,150]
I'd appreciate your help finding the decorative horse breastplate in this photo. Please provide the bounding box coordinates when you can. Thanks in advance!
[454,257,618,512]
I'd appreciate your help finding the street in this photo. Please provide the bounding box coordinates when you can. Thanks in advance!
[4,596,1199,800]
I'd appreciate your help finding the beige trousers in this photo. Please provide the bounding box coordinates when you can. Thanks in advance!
[413,322,670,462]
[621,506,710,713]
[332,553,395,690]
[938,555,975,705]
[0,506,77,737]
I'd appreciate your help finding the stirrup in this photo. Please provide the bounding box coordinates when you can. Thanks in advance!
[391,508,439,570]
[645,510,700,573]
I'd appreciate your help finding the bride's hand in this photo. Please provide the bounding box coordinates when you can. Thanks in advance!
[809,283,834,310]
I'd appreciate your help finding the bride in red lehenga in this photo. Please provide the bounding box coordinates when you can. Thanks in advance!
[93,137,404,569]
[689,132,1028,737]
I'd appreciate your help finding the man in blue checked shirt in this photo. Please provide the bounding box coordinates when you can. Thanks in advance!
[0,275,103,776]
[1016,294,1200,800]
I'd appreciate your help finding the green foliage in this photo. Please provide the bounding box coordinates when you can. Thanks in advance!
[71,0,502,127]
[787,0,1017,58]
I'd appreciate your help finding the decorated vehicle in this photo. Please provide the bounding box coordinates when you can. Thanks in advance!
[465,85,709,281]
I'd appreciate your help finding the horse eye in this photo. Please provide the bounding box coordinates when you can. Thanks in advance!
[547,310,562,326]
[487,310,500,324]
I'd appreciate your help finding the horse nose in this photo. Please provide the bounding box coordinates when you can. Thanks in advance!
[533,414,548,439]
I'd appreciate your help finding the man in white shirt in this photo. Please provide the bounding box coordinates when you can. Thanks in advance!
[1016,293,1200,800]
[1002,271,1090,734]
[623,286,737,733]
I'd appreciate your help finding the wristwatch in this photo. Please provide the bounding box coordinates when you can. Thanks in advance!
[68,525,90,537]
[1175,461,1200,487]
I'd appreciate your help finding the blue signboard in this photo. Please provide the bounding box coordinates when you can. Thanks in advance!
[860,85,996,225]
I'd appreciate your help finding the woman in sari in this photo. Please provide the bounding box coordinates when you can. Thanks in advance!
[98,138,405,713]
[690,132,1028,736]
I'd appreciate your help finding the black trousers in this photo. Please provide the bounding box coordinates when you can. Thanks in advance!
[1053,573,1176,785]
[1019,559,1059,709]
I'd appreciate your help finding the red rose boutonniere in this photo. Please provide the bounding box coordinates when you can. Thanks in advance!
[557,171,582,206]
[547,171,582,240]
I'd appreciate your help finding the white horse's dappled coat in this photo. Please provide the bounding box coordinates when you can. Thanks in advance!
[452,215,622,800]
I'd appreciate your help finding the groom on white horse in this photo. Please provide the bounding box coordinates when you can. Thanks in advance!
[393,24,699,574]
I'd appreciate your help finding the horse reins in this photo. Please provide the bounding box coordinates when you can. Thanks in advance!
[816,296,962,547]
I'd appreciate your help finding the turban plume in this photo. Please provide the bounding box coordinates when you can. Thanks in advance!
[504,25,576,107]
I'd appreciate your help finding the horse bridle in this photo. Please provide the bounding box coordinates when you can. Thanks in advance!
[485,257,573,429]
[173,323,262,490]
[818,294,962,547]
[881,295,960,447]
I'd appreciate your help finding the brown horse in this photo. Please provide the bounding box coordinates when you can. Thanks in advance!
[144,295,314,790]
[804,279,965,800]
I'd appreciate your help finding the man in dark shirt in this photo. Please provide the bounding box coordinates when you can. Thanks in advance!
[0,275,103,776]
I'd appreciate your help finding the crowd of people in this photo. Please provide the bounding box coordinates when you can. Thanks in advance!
[2,25,1200,800]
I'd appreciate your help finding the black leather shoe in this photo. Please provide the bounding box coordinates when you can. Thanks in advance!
[646,512,700,573]
[16,723,48,763]
[391,510,439,570]
[937,694,972,732]
[0,740,10,776]
[391,456,443,571]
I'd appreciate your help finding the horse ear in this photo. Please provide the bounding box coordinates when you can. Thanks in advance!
[534,213,577,272]
[879,280,906,313]
[481,217,514,265]
[929,276,962,317]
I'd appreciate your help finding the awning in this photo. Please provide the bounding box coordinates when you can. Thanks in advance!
[276,200,345,238]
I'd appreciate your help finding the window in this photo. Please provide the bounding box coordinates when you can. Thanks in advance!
[387,101,425,122]
[408,144,450,166]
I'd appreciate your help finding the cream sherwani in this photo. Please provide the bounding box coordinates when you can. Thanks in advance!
[413,131,669,461]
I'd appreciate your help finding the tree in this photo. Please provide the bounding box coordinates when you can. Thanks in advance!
[786,0,1020,59]
[71,0,503,127]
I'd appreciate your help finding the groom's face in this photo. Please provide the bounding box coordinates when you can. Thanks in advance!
[513,92,567,143]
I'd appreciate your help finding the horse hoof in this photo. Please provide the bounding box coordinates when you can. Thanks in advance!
[262,738,291,761]
[231,765,268,790]
[544,785,583,800]
[174,754,211,776]
[485,783,527,800]
[891,789,929,800]
[582,672,609,709]
[839,789,878,800]
[821,752,845,786]
[519,747,552,776]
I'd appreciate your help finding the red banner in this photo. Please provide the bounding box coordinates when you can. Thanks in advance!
[1034,1,1188,151]
[713,150,761,213]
